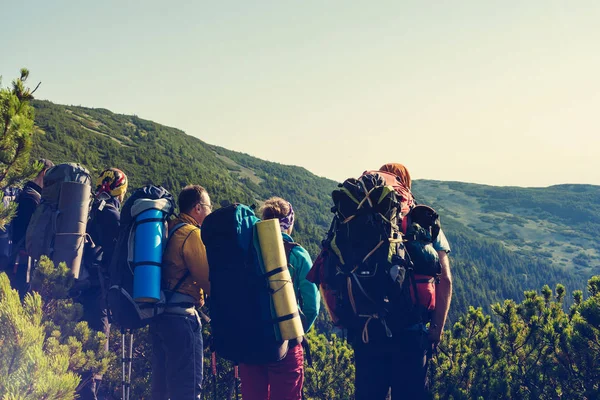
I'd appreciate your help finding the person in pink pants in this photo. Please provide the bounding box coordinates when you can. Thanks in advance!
[238,197,320,400]
[239,342,305,399]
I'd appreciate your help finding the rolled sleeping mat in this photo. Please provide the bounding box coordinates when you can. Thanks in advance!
[53,181,92,279]
[132,208,165,302]
[256,219,304,341]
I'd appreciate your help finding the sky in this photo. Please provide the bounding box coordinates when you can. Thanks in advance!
[1,1,599,187]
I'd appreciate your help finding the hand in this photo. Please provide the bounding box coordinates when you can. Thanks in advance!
[428,324,443,345]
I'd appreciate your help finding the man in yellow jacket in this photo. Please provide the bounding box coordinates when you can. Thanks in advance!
[151,185,212,400]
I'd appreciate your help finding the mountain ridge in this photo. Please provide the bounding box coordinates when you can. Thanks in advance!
[30,99,598,323]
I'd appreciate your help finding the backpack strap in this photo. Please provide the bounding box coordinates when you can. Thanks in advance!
[164,222,192,304]
[87,194,118,259]
[283,241,307,317]
[138,222,196,311]
[283,241,300,282]
[283,241,299,265]
[23,185,41,204]
[165,270,191,304]
[168,222,188,245]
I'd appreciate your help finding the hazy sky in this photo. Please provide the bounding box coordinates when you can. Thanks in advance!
[1,1,598,186]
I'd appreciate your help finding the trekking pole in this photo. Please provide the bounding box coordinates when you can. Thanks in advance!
[121,328,127,400]
[233,363,239,400]
[211,347,217,400]
[127,331,134,400]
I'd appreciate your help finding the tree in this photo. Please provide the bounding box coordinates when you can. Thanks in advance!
[30,256,115,396]
[431,276,600,399]
[0,68,44,228]
[0,257,114,398]
[0,271,79,399]
[304,330,355,400]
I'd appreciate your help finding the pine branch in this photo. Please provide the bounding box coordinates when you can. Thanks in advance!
[0,138,26,189]
[29,81,41,97]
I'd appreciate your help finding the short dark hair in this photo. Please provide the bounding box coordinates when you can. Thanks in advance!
[37,159,54,177]
[178,185,208,214]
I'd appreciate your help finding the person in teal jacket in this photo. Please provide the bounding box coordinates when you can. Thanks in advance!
[282,231,320,331]
[239,196,321,400]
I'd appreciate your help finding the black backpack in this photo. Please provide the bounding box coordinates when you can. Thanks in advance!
[83,192,118,266]
[320,173,442,343]
[201,203,300,364]
[402,204,443,278]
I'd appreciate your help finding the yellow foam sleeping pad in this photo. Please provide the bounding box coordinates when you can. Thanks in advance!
[255,219,305,341]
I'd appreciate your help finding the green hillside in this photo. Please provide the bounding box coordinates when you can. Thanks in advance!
[30,100,597,322]
[31,99,334,257]
[414,180,600,275]
[412,181,600,319]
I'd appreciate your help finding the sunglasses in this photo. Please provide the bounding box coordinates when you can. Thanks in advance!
[198,202,213,211]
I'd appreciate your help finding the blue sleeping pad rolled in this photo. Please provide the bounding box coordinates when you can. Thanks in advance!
[133,208,166,302]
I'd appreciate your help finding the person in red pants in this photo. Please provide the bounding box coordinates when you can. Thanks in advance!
[238,197,320,400]
[239,343,305,399]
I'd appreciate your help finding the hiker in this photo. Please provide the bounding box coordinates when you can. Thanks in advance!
[0,187,21,271]
[352,163,453,400]
[78,168,128,400]
[238,197,321,400]
[9,158,54,298]
[150,185,212,400]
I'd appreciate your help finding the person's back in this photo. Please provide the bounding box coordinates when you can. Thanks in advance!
[79,167,127,400]
[161,214,210,306]
[0,187,21,271]
[238,197,321,400]
[9,159,53,297]
[12,181,42,248]
[282,234,320,333]
[349,163,453,400]
[86,193,121,271]
[151,184,212,400]
[82,167,127,287]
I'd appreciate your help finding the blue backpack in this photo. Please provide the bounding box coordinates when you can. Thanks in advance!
[201,203,300,364]
[106,185,191,330]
